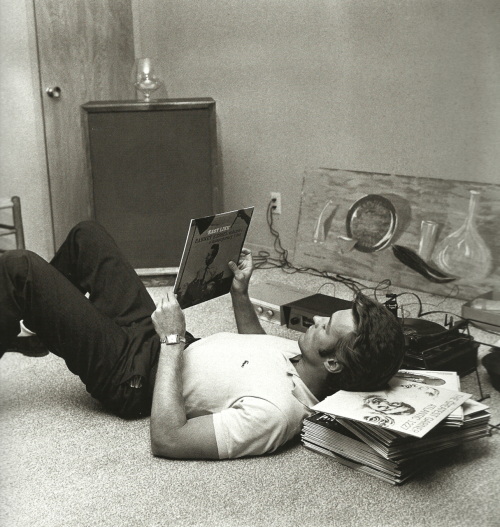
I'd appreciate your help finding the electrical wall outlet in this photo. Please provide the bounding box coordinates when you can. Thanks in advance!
[270,192,282,214]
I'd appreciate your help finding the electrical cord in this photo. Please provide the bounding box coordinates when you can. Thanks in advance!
[253,200,380,295]
[253,199,420,298]
[254,199,494,329]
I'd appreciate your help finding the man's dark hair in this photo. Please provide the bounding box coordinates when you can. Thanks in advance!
[319,292,405,394]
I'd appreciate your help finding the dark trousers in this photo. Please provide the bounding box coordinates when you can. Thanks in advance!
[0,221,161,419]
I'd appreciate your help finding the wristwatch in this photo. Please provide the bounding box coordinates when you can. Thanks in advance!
[160,334,186,345]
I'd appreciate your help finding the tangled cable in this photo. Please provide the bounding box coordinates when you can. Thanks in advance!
[251,199,487,329]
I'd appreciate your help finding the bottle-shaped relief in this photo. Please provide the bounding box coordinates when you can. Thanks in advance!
[433,190,492,280]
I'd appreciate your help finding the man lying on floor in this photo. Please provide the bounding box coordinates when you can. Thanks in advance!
[0,221,405,459]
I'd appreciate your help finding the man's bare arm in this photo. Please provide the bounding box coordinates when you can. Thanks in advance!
[229,249,266,335]
[149,292,219,459]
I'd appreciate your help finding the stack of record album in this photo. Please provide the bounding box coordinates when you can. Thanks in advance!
[302,370,491,485]
[302,413,429,485]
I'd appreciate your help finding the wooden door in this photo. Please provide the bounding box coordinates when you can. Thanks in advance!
[33,0,135,246]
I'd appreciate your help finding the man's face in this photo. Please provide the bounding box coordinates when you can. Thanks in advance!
[298,309,355,365]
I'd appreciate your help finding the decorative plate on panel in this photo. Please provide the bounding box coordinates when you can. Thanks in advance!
[345,194,397,252]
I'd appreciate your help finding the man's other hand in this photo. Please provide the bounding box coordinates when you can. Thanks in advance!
[229,249,253,295]
[152,291,186,338]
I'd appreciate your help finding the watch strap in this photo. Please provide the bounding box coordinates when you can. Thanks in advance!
[160,334,186,345]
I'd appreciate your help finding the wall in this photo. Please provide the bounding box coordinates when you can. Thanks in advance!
[0,0,54,259]
[133,0,500,255]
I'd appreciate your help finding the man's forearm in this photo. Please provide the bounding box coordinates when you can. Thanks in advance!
[231,290,266,334]
[149,292,218,459]
[150,344,187,451]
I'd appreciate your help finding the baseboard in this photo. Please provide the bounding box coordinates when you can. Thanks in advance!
[141,275,176,288]
[135,267,178,288]
[135,267,179,276]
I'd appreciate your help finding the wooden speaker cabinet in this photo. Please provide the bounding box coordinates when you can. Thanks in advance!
[81,98,221,271]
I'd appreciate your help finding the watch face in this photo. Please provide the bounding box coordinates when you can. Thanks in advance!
[162,335,185,344]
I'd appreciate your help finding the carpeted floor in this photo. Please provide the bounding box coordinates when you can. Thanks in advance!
[1,267,499,527]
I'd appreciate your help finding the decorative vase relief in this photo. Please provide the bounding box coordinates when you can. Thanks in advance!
[433,190,492,280]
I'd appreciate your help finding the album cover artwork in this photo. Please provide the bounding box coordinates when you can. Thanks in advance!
[174,208,254,309]
[395,369,463,425]
[312,374,471,438]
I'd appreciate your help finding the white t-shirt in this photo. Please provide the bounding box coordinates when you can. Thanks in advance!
[182,333,318,459]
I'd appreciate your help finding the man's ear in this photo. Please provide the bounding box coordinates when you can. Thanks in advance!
[324,358,342,374]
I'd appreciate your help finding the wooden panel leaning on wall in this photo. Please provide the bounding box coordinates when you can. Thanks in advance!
[294,168,500,301]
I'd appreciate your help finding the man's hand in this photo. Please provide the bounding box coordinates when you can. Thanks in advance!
[229,249,253,295]
[152,291,186,338]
